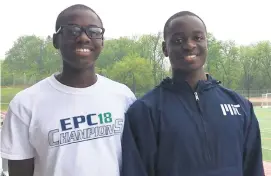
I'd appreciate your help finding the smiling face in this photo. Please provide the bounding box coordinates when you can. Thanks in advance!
[54,9,104,70]
[162,15,207,72]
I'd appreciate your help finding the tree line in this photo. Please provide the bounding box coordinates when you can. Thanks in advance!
[1,32,271,97]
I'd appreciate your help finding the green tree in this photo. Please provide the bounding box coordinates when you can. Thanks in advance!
[136,32,166,85]
[253,41,271,88]
[4,35,44,73]
[106,54,154,96]
[2,35,61,86]
[97,37,137,68]
[40,36,61,76]
[239,45,261,96]
[97,34,168,86]
[219,40,241,89]
[206,33,223,79]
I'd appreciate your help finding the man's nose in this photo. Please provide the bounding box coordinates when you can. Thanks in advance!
[183,38,196,50]
[76,31,91,44]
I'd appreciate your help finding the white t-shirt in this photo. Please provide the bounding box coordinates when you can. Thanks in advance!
[1,74,136,176]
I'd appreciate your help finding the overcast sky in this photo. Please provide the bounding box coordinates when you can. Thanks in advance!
[0,0,270,59]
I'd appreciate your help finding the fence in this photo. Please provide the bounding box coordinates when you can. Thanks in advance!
[2,85,271,109]
[235,89,271,107]
[235,89,271,98]
[1,73,38,87]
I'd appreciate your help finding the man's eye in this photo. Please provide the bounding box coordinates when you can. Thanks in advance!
[87,28,103,37]
[89,30,100,36]
[71,28,81,35]
[195,36,204,41]
[64,27,80,36]
[175,38,183,44]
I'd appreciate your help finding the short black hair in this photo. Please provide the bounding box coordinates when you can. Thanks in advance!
[55,4,103,32]
[163,11,207,39]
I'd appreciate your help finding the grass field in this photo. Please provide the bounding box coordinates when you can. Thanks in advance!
[1,87,271,161]
[1,87,24,111]
[257,107,271,161]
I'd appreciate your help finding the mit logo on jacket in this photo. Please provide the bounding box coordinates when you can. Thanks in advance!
[220,104,241,116]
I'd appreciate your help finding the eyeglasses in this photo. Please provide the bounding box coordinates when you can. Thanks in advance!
[55,24,105,39]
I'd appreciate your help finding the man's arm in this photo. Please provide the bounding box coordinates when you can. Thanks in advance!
[1,102,35,176]
[243,102,264,176]
[8,159,34,176]
[121,100,158,176]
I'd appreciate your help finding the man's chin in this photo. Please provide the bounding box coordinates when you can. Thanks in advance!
[63,59,95,70]
[173,64,204,72]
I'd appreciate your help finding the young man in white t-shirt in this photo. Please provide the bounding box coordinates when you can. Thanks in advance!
[1,4,136,176]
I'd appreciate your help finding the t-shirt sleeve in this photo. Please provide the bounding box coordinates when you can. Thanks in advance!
[124,87,137,112]
[1,104,35,160]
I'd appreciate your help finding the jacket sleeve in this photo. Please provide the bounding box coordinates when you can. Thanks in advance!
[121,100,158,176]
[243,102,264,176]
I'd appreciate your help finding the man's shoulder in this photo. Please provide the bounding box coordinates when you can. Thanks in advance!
[98,74,128,88]
[216,85,252,111]
[4,77,51,126]
[129,86,161,110]
[98,74,135,98]
[218,85,249,102]
[10,77,51,108]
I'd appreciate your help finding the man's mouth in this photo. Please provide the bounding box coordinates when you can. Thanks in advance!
[76,48,91,53]
[184,55,196,59]
[183,55,197,62]
[75,48,93,56]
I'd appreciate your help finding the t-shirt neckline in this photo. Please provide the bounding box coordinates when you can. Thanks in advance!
[48,73,102,95]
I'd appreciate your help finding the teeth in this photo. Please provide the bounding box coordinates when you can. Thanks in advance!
[76,48,90,52]
[187,55,196,59]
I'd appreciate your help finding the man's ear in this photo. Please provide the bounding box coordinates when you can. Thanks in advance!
[53,34,59,49]
[162,41,168,57]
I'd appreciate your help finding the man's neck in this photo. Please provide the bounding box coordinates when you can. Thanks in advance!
[56,65,97,88]
[172,68,207,90]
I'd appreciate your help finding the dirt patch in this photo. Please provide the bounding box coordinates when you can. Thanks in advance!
[248,97,271,106]
[249,97,271,103]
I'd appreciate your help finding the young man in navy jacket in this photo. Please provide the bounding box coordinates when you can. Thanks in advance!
[121,11,264,176]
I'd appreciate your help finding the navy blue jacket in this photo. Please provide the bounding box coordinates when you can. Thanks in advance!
[121,75,264,176]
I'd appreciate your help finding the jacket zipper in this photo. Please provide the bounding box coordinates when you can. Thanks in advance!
[194,92,211,161]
